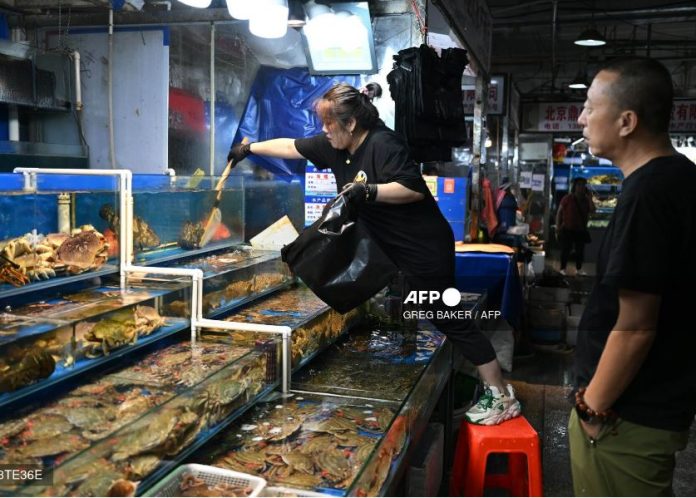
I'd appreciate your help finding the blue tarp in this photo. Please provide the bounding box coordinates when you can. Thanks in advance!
[232,66,360,180]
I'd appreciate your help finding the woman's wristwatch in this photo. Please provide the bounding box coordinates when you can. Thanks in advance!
[574,387,617,425]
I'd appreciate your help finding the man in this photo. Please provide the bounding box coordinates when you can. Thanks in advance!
[570,57,696,496]
[555,177,595,276]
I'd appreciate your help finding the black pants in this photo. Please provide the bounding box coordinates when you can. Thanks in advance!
[404,275,497,366]
[560,229,587,270]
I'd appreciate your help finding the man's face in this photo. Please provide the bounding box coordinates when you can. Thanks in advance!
[577,71,623,160]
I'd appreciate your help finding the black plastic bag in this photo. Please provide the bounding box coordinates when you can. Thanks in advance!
[281,194,399,313]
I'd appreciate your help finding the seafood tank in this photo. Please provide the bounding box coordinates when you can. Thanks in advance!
[206,285,362,370]
[0,175,121,299]
[76,175,246,265]
[2,333,278,497]
[161,246,294,318]
[189,392,406,496]
[0,282,190,406]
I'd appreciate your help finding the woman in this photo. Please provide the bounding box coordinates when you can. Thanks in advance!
[556,177,596,276]
[228,83,520,425]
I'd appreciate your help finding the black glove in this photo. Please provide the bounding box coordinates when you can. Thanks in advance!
[227,142,253,163]
[342,182,378,205]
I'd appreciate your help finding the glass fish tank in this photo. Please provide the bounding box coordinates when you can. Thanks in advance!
[2,333,276,496]
[158,246,294,318]
[206,285,362,371]
[0,173,121,300]
[0,282,190,406]
[188,392,407,496]
[74,175,246,266]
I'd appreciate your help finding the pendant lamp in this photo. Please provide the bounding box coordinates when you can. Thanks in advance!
[574,28,606,47]
[226,0,252,20]
[249,0,288,39]
[176,0,212,8]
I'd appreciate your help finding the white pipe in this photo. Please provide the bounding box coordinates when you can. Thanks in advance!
[72,51,82,111]
[209,22,216,177]
[8,106,19,141]
[196,318,292,393]
[126,265,204,340]
[14,168,133,286]
[108,8,116,169]
[166,168,176,186]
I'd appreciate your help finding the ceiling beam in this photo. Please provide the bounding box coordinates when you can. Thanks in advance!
[493,6,696,29]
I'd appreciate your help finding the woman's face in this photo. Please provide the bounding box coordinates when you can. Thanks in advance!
[322,118,353,150]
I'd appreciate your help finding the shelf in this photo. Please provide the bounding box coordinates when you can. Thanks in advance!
[210,285,363,371]
[134,240,239,266]
[588,184,621,192]
[0,264,118,301]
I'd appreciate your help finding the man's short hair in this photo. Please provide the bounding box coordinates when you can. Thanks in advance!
[599,57,673,134]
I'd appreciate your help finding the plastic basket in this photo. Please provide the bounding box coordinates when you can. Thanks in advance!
[144,464,266,497]
[262,486,328,497]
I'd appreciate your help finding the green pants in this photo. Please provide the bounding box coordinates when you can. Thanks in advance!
[568,409,689,496]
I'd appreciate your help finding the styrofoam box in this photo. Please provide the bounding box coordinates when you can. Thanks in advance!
[529,285,571,303]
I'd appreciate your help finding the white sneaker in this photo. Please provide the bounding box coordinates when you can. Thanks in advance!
[464,384,522,426]
[559,269,567,276]
[577,270,588,276]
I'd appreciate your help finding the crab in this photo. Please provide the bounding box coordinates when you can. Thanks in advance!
[0,234,58,285]
[56,225,109,274]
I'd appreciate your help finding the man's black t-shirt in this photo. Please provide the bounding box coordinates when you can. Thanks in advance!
[295,125,454,280]
[575,154,696,432]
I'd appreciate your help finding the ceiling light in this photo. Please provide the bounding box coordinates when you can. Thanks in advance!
[176,0,212,7]
[226,0,252,19]
[574,28,606,47]
[249,0,288,38]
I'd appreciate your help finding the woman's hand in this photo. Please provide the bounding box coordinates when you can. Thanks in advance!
[227,142,253,163]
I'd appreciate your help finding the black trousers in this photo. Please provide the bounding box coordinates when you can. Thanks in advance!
[403,275,497,366]
[560,229,587,270]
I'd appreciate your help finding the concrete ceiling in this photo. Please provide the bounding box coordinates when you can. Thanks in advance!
[483,0,696,98]
[3,0,696,98]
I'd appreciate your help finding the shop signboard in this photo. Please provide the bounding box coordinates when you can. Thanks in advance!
[523,100,696,132]
[463,75,505,115]
[520,171,533,188]
[522,102,584,132]
[304,163,337,226]
[670,100,696,131]
[531,174,545,192]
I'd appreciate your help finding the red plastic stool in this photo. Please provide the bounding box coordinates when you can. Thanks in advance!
[450,416,543,497]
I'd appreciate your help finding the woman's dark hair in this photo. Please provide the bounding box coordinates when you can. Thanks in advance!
[315,82,381,131]
[571,177,587,193]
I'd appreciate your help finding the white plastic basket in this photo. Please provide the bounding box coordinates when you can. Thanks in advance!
[262,486,328,497]
[144,464,266,497]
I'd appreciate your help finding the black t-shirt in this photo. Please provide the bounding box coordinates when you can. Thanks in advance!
[295,125,454,280]
[575,154,696,432]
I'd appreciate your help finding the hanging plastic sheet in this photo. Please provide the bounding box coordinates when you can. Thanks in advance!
[232,66,360,179]
[281,193,399,313]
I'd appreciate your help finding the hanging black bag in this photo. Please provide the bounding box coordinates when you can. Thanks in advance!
[281,193,399,314]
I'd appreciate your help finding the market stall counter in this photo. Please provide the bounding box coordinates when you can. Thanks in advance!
[454,244,524,329]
